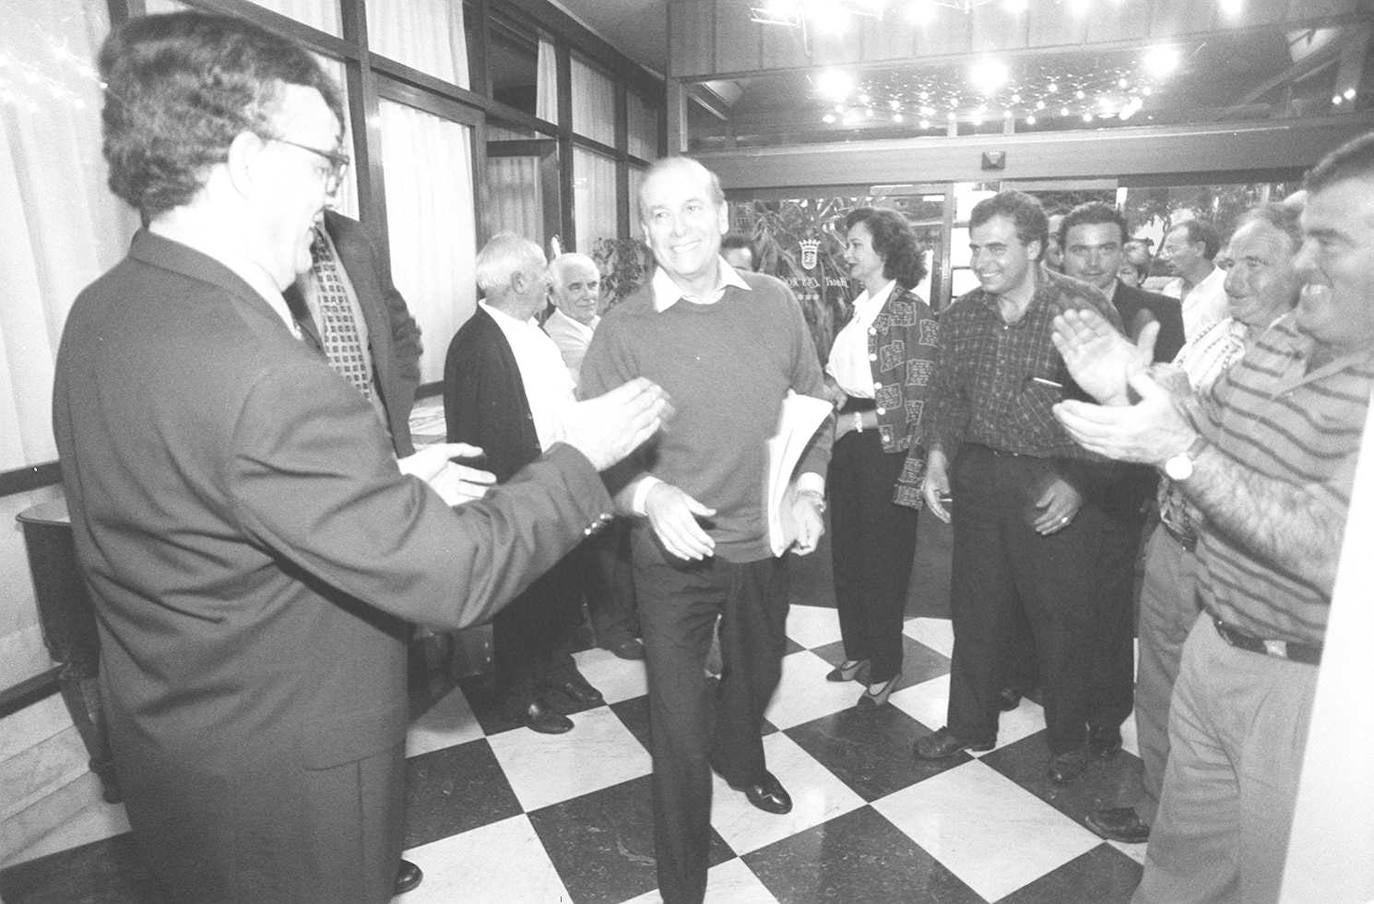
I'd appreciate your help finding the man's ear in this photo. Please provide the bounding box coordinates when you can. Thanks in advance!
[1027,237,1044,262]
[224,130,264,198]
[716,202,729,237]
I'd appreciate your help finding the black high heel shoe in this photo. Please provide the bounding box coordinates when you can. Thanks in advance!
[826,658,868,682]
[857,672,901,707]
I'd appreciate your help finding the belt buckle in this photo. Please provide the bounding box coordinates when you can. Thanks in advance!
[1263,639,1288,659]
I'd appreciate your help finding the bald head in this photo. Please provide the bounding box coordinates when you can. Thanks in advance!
[549,252,602,325]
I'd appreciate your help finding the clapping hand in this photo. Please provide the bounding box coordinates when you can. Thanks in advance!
[1051,309,1157,406]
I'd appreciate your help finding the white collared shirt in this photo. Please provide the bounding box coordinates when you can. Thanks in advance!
[826,279,896,398]
[543,308,599,389]
[1180,265,1228,342]
[479,301,577,451]
[649,257,751,312]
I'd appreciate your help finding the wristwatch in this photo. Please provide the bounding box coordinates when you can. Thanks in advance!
[1162,433,1209,481]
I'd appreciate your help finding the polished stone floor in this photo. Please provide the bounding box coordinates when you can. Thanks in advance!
[0,597,1145,903]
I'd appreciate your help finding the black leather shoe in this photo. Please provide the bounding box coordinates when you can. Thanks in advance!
[1085,806,1150,844]
[914,727,995,760]
[548,674,605,708]
[825,659,868,682]
[608,638,645,660]
[1088,725,1123,758]
[1048,748,1089,784]
[514,699,574,734]
[997,687,1023,712]
[394,860,423,895]
[730,771,792,814]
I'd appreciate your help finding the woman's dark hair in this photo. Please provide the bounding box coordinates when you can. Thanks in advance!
[843,206,927,290]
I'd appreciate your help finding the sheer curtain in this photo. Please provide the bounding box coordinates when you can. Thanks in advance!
[536,36,558,124]
[573,147,617,251]
[487,156,545,246]
[570,55,615,146]
[367,0,469,88]
[379,99,477,383]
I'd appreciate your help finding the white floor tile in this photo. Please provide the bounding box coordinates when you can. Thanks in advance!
[763,650,865,730]
[874,758,1100,902]
[905,617,955,658]
[406,685,484,758]
[487,706,651,812]
[709,733,865,857]
[396,814,572,903]
[1110,838,1148,862]
[783,604,843,650]
[621,858,780,904]
[572,646,649,705]
[890,673,1047,753]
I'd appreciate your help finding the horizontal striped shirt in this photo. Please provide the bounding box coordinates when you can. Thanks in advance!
[1195,313,1374,644]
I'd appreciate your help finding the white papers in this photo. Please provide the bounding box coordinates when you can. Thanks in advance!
[766,392,833,556]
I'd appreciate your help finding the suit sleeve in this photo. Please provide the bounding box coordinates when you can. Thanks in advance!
[228,362,610,631]
[895,299,939,508]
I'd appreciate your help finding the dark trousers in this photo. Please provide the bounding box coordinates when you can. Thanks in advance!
[633,528,790,904]
[946,445,1104,754]
[1091,480,1150,733]
[828,431,918,683]
[579,518,640,646]
[492,553,581,702]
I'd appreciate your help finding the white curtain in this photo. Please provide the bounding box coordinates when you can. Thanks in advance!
[627,91,659,161]
[367,0,469,89]
[573,147,617,252]
[486,156,544,246]
[536,36,558,124]
[379,99,476,383]
[570,55,615,146]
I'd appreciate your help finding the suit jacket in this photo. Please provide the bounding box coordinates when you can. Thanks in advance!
[52,230,612,902]
[285,209,423,456]
[442,306,541,481]
[1113,281,1186,364]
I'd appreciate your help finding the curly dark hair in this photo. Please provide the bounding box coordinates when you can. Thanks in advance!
[98,11,344,219]
[842,206,927,291]
[1058,202,1129,248]
[969,190,1048,261]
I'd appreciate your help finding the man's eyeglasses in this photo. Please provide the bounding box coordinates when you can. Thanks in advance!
[262,135,350,195]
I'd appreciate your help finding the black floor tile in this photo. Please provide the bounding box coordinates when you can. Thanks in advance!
[0,833,160,904]
[527,774,734,904]
[404,738,524,848]
[744,805,984,904]
[979,734,1145,832]
[809,634,951,692]
[785,705,931,802]
[996,843,1143,904]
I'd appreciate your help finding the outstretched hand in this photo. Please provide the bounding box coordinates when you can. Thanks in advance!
[563,378,671,470]
[643,482,716,561]
[398,443,496,505]
[1052,371,1195,466]
[1051,308,1157,406]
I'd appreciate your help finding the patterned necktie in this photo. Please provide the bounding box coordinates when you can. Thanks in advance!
[309,227,373,399]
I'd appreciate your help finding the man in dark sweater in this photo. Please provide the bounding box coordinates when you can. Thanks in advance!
[581,157,832,904]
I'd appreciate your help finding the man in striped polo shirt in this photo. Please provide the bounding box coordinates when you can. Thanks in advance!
[1051,133,1374,904]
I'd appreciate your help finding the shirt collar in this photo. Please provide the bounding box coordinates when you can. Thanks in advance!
[650,257,751,312]
[549,307,597,336]
[479,299,538,329]
[853,279,897,315]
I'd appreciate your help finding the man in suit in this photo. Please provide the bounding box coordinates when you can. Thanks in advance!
[54,14,667,903]
[545,252,643,661]
[1058,201,1187,760]
[1159,218,1227,341]
[285,208,426,894]
[286,209,423,455]
[444,235,607,733]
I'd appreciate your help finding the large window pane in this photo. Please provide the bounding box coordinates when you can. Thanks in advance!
[570,54,615,147]
[627,91,659,161]
[249,0,341,36]
[573,147,617,252]
[366,0,470,89]
[628,165,645,226]
[379,99,476,382]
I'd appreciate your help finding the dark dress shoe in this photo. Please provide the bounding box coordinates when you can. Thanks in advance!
[1047,748,1089,784]
[914,727,995,760]
[730,771,792,814]
[825,658,867,682]
[1088,725,1123,758]
[394,860,424,895]
[549,675,605,708]
[1085,806,1150,844]
[609,638,645,660]
[514,699,574,734]
[997,687,1022,711]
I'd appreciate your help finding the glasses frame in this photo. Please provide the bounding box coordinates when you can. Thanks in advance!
[261,134,351,195]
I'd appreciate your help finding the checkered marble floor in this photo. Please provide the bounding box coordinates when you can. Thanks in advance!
[0,606,1147,904]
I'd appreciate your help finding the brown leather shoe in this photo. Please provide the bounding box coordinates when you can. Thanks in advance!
[1085,806,1150,843]
[914,727,995,760]
[394,860,423,895]
[1048,748,1089,784]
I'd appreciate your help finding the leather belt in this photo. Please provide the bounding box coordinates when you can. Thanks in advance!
[1212,617,1322,666]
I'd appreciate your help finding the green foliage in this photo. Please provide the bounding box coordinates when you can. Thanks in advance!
[590,237,654,311]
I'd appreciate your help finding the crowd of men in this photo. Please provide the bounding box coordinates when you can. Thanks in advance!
[51,9,1372,904]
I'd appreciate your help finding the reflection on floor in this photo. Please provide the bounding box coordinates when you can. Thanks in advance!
[0,600,1146,904]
